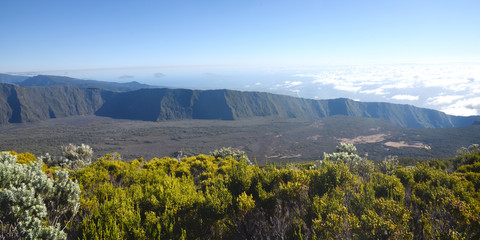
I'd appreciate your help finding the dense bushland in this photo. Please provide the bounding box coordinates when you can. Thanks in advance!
[1,144,480,239]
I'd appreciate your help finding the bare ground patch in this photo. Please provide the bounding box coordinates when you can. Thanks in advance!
[307,135,321,141]
[266,154,302,159]
[384,141,424,148]
[336,134,388,144]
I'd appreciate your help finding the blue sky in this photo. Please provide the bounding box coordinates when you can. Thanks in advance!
[1,0,480,115]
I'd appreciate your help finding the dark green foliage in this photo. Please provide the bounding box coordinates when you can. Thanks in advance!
[309,161,352,197]
[370,172,405,201]
[2,144,480,239]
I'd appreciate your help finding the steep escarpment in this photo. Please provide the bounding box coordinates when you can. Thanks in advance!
[192,90,234,120]
[96,88,197,121]
[224,91,326,119]
[96,88,477,128]
[0,84,477,128]
[351,101,462,128]
[221,91,473,128]
[0,84,105,124]
[0,84,21,123]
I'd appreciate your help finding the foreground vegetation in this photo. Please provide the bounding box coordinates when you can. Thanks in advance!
[1,144,480,239]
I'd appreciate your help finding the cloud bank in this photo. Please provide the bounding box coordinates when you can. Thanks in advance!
[292,63,480,116]
[154,73,165,78]
[118,75,134,79]
[392,95,419,101]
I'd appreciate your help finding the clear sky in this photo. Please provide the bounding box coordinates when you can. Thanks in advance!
[1,0,480,115]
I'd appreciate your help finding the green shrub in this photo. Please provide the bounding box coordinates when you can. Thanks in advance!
[0,152,80,239]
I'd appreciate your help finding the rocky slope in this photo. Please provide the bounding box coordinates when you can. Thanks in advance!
[0,83,477,128]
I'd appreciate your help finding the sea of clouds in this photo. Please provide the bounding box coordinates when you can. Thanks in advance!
[256,63,480,116]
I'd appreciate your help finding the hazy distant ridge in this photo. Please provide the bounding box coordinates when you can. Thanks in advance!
[0,73,29,84]
[0,83,477,128]
[18,75,152,92]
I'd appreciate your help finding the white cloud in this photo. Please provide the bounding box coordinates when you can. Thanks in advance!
[426,95,464,105]
[282,81,302,88]
[288,81,302,86]
[462,97,480,110]
[291,63,480,114]
[154,73,165,78]
[360,88,388,95]
[441,106,478,116]
[270,80,303,91]
[381,82,415,89]
[295,64,480,92]
[291,89,301,97]
[118,75,134,79]
[441,97,480,116]
[391,95,419,101]
[334,85,361,92]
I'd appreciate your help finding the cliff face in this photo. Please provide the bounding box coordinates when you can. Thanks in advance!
[96,88,198,121]
[0,84,477,128]
[95,88,477,128]
[0,84,105,124]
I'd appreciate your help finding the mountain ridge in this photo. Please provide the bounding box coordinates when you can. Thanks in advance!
[0,73,29,84]
[18,74,154,92]
[0,84,106,124]
[0,83,478,128]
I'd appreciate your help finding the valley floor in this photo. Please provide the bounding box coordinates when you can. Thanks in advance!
[1,115,479,163]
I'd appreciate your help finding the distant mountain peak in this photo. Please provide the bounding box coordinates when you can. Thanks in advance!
[0,73,29,84]
[18,75,154,92]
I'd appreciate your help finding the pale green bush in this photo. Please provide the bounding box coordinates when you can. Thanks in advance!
[0,152,80,239]
[377,155,399,175]
[457,144,479,155]
[210,147,252,165]
[324,143,363,164]
[323,143,373,180]
[57,144,93,170]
